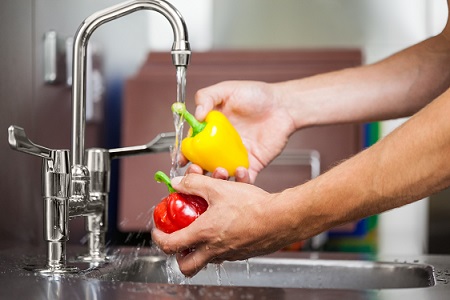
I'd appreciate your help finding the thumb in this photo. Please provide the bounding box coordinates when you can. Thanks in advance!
[171,173,218,201]
[194,81,234,120]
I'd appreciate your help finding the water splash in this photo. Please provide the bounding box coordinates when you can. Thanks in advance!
[215,263,231,286]
[165,254,187,284]
[215,264,222,285]
[162,66,189,283]
[166,255,177,284]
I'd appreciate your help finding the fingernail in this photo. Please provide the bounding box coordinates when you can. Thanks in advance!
[171,176,183,186]
[194,105,204,119]
[235,167,245,179]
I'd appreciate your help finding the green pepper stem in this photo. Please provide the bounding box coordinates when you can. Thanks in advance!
[171,102,206,136]
[154,171,177,193]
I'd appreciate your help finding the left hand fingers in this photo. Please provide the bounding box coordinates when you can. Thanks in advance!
[151,208,214,255]
[151,228,193,255]
[175,244,221,277]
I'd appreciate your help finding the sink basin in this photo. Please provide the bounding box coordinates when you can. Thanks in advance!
[88,250,435,290]
[3,245,450,299]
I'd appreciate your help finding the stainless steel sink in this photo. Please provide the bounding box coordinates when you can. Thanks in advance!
[3,246,450,299]
[88,250,435,290]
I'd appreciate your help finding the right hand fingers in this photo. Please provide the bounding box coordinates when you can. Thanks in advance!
[194,81,236,120]
[234,166,251,183]
[185,164,206,175]
[186,164,251,183]
[186,164,229,180]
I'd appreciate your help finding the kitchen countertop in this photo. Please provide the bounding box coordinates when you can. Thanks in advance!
[0,244,449,300]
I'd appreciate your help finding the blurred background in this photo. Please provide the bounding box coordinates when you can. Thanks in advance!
[1,0,448,255]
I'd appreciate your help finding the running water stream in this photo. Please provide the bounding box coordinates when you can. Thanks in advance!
[166,66,187,284]
[170,66,187,179]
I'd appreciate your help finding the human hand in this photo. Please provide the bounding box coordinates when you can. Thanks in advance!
[151,173,300,277]
[185,163,251,183]
[186,80,296,183]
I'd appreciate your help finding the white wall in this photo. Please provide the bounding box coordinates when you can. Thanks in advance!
[147,0,213,51]
[377,1,446,255]
[34,0,150,82]
[210,0,446,64]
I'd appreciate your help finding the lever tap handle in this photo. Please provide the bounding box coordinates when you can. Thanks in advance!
[8,125,53,159]
[108,132,175,159]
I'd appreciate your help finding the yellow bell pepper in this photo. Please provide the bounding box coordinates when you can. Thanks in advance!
[171,102,249,176]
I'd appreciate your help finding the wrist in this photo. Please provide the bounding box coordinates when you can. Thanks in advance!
[268,184,326,242]
[271,80,317,131]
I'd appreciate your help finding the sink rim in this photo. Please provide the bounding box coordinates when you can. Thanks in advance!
[84,251,437,290]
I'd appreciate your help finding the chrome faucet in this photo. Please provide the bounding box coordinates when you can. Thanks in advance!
[8,0,190,274]
[71,0,190,167]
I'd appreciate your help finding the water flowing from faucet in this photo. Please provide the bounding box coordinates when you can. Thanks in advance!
[170,66,187,178]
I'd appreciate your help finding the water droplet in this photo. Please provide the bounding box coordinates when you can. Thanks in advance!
[246,259,251,279]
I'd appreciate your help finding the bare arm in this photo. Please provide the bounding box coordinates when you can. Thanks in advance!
[191,20,450,183]
[281,88,450,239]
[277,26,450,129]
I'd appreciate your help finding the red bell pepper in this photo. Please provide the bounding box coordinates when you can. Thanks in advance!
[153,171,208,234]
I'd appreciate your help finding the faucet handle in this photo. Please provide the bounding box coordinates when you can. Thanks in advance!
[108,132,175,159]
[8,125,53,159]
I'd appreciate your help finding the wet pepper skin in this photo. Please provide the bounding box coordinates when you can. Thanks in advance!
[182,110,249,176]
[172,103,249,176]
[153,171,208,233]
[154,189,208,234]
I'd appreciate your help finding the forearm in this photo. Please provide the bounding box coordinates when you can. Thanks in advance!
[274,32,450,130]
[277,88,450,239]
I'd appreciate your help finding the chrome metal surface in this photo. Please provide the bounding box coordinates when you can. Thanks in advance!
[71,0,190,166]
[7,0,190,273]
[80,148,110,262]
[8,126,76,272]
[80,131,174,260]
[65,37,73,86]
[43,31,58,83]
[8,125,52,159]
[272,149,321,179]
[41,150,71,271]
[43,30,71,85]
[93,252,435,290]
[2,246,450,300]
[109,131,175,159]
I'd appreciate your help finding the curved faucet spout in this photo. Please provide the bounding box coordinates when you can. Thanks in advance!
[71,0,191,166]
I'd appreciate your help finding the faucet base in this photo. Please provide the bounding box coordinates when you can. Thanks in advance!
[76,254,111,263]
[24,264,79,275]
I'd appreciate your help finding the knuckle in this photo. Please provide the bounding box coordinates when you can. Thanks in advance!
[157,238,177,254]
[182,173,195,189]
[160,243,172,254]
[194,88,204,98]
[179,265,195,277]
[178,259,197,277]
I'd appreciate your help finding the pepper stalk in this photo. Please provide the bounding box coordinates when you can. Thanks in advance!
[171,102,205,136]
[154,171,177,193]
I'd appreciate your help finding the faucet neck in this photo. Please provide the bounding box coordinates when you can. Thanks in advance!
[71,0,191,166]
